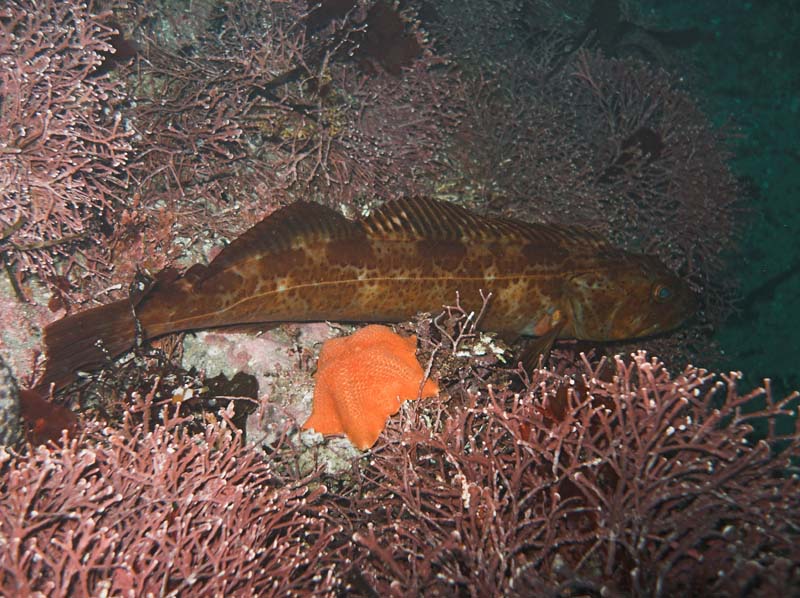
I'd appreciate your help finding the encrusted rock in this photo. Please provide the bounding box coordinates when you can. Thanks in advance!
[0,353,22,447]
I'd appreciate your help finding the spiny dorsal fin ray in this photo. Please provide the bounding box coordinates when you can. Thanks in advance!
[206,197,610,279]
[362,197,610,249]
[206,201,360,275]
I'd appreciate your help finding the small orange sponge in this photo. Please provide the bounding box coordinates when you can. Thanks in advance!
[302,325,439,450]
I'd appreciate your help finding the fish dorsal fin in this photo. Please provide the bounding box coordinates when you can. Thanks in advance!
[207,201,359,274]
[205,197,611,279]
[362,197,610,248]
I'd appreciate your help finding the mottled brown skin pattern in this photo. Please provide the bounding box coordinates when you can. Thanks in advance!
[137,199,693,341]
[34,197,696,394]
[140,238,552,338]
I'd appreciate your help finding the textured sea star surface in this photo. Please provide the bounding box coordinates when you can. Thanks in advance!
[302,325,439,449]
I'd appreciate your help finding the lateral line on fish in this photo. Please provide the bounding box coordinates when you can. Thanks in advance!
[149,272,553,331]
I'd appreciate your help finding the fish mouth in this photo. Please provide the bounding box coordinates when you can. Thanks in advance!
[668,289,701,331]
[636,302,699,338]
[634,321,668,338]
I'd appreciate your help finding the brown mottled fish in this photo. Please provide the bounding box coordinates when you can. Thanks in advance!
[33,197,696,394]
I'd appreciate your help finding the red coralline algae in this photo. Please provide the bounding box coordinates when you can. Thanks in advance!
[0,0,131,286]
[0,407,341,596]
[2,310,799,596]
[334,352,800,596]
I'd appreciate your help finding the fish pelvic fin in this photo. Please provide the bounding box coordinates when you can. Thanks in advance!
[33,299,137,396]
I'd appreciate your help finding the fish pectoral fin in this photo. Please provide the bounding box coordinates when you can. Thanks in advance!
[497,330,521,345]
[517,319,567,374]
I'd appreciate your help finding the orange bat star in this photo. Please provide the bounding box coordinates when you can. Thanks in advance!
[302,325,439,450]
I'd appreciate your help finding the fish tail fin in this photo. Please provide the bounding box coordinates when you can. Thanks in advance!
[33,299,137,395]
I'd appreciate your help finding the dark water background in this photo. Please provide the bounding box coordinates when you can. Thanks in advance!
[646,0,800,399]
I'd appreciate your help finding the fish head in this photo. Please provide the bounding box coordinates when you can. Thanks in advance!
[563,254,698,341]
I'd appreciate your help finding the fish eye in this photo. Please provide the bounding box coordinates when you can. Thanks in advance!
[653,284,673,303]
